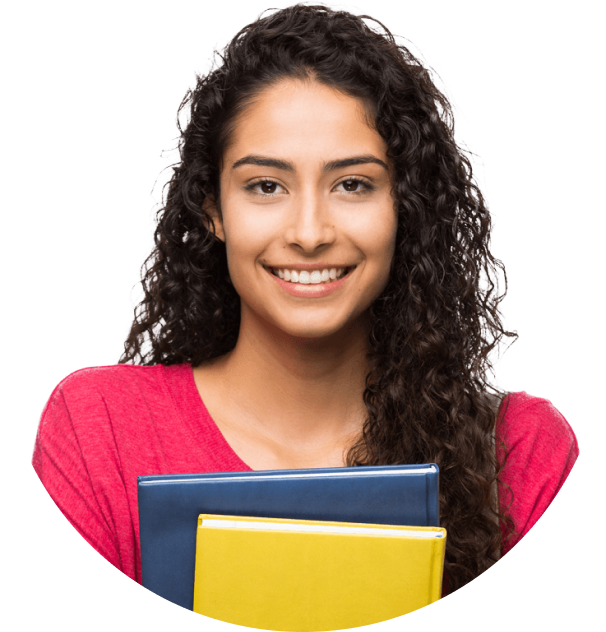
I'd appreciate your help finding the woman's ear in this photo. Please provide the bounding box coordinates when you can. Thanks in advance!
[202,195,225,242]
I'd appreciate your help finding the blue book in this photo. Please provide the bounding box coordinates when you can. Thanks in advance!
[137,463,439,610]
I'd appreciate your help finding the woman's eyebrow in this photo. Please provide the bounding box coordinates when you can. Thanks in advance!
[231,154,388,172]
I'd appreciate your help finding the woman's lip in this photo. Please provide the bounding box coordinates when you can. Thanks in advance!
[265,266,355,298]
[263,263,356,272]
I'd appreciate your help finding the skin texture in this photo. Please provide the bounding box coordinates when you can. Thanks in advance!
[193,78,397,470]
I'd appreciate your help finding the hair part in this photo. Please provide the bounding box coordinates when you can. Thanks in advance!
[120,3,517,592]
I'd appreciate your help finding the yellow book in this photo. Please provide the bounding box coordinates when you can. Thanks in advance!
[193,514,446,631]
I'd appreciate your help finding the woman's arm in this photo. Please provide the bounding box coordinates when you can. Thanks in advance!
[56,514,149,616]
[0,468,148,616]
[460,457,606,616]
[32,369,132,577]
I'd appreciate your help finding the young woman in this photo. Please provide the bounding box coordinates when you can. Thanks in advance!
[32,4,578,597]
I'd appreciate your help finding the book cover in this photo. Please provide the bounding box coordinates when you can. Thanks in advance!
[194,514,446,631]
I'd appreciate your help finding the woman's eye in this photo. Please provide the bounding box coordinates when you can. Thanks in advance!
[246,180,280,197]
[246,178,375,197]
[337,178,374,195]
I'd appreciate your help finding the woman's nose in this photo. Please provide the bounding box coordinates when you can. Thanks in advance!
[284,191,336,252]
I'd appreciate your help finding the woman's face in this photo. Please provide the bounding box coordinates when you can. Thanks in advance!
[215,78,397,340]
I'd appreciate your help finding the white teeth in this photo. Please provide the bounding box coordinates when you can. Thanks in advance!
[271,266,352,284]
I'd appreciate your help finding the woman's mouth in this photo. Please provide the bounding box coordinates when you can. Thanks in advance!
[268,267,354,284]
[263,265,357,298]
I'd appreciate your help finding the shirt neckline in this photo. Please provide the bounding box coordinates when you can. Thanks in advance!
[162,362,253,472]
[160,363,523,473]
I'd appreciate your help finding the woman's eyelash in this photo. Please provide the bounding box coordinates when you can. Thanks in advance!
[244,178,375,196]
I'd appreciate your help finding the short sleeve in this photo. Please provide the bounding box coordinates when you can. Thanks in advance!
[32,372,123,571]
[497,393,579,554]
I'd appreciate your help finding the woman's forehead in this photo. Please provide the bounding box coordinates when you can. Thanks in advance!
[223,78,388,170]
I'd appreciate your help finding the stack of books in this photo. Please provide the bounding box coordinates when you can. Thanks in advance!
[138,464,445,630]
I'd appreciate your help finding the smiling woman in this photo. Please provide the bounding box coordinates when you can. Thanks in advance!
[193,78,397,470]
[32,1,578,612]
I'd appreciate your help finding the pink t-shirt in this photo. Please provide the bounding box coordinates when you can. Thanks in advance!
[32,363,578,583]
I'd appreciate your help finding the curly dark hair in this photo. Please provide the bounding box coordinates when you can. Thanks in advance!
[120,4,517,592]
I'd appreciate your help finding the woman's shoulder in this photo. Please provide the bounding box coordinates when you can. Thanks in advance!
[38,363,196,439]
[498,391,578,453]
[50,363,175,390]
[496,391,579,552]
[44,363,192,406]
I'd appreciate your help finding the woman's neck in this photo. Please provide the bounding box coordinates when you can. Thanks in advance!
[209,312,368,446]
